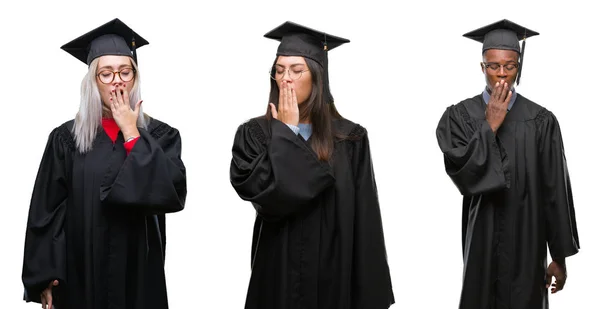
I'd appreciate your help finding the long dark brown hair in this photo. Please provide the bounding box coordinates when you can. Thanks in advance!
[265,56,344,162]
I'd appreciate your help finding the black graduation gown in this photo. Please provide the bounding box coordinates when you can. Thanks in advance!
[230,117,394,309]
[22,117,187,309]
[436,94,580,309]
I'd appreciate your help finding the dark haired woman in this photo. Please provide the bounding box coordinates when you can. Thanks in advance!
[230,21,394,309]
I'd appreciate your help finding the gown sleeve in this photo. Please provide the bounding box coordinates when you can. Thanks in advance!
[350,126,395,308]
[22,127,69,303]
[124,136,140,154]
[436,104,510,196]
[536,110,580,259]
[100,121,187,214]
[230,118,335,219]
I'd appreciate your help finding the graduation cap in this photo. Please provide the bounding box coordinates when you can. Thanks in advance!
[264,21,350,104]
[61,18,149,66]
[463,19,539,85]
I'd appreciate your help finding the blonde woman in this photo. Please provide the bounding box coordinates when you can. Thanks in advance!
[21,18,186,309]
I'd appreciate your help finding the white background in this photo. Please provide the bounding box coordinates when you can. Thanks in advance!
[0,0,598,308]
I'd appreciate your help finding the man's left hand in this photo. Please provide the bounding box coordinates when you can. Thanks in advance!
[546,259,567,293]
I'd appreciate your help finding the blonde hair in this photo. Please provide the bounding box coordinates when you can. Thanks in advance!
[72,57,148,153]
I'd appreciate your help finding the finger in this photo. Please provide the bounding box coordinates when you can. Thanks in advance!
[134,100,143,115]
[269,103,278,119]
[278,81,284,111]
[497,80,506,101]
[41,294,46,309]
[499,81,509,103]
[555,278,565,292]
[505,90,513,106]
[551,282,561,293]
[282,81,289,110]
[286,81,293,109]
[111,89,120,108]
[116,86,125,106]
[122,85,130,108]
[53,280,59,286]
[491,82,500,100]
[110,89,116,105]
[545,271,552,289]
[115,85,125,107]
[48,296,53,309]
[291,87,298,108]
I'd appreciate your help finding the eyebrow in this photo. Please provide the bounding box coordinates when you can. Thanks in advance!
[275,63,306,67]
[484,60,518,64]
[98,64,133,71]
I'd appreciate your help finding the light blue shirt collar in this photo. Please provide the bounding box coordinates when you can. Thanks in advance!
[482,87,518,110]
[297,123,312,141]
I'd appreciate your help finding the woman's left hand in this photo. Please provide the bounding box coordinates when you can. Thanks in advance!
[110,83,142,139]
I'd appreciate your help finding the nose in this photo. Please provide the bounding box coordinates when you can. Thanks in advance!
[498,65,508,77]
[281,69,293,82]
[112,73,124,86]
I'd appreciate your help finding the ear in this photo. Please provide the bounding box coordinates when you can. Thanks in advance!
[481,50,487,73]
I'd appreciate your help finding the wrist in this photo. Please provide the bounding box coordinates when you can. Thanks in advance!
[122,127,140,140]
[486,120,498,133]
[285,119,299,126]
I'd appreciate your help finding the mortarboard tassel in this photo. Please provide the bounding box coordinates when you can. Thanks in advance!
[323,34,334,104]
[131,35,138,64]
[516,33,526,85]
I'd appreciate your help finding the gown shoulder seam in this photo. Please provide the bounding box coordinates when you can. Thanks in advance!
[149,122,172,139]
[348,124,366,139]
[246,118,268,145]
[456,103,475,126]
[56,123,76,152]
[534,108,551,128]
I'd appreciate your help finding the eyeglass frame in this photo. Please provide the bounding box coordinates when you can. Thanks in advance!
[482,62,520,72]
[269,66,310,81]
[96,67,137,84]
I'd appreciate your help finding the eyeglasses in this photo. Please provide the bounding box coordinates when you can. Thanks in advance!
[483,62,519,72]
[269,65,310,80]
[97,67,136,84]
